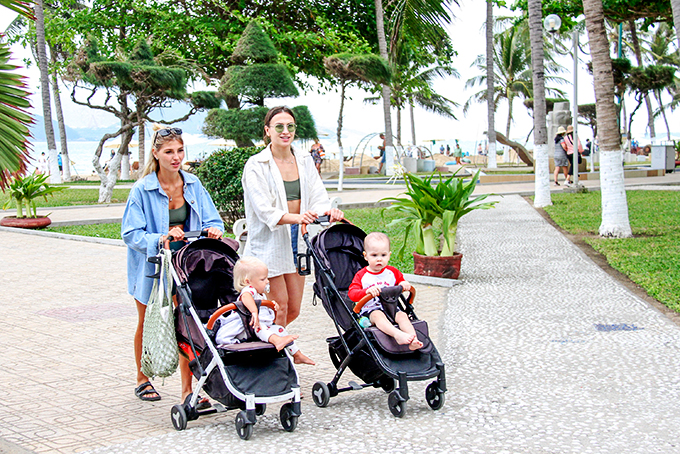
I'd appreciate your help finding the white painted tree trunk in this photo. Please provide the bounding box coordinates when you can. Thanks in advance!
[486,0,497,169]
[121,153,130,180]
[598,150,632,237]
[533,144,552,207]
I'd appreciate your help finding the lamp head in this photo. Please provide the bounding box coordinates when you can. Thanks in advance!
[544,14,562,33]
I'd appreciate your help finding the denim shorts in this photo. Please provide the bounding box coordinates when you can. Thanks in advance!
[291,224,299,266]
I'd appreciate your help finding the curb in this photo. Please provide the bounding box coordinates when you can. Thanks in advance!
[0,225,125,247]
[403,273,461,288]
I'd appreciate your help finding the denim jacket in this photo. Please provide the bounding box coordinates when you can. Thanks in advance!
[122,170,224,304]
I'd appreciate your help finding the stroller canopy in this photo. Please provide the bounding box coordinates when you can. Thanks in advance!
[173,238,240,313]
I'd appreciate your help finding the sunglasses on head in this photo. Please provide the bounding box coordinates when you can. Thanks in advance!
[273,123,296,134]
[156,127,182,137]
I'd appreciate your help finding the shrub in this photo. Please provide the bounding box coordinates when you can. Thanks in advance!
[196,146,261,225]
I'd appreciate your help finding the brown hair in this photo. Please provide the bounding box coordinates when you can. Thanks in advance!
[142,124,184,177]
[263,106,296,145]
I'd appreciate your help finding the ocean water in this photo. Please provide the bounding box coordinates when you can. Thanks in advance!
[27,140,222,176]
[27,136,498,176]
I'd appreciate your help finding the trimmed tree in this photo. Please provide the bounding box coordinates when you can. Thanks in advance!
[203,21,317,147]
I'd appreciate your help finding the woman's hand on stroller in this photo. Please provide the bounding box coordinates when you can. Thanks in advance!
[204,227,223,239]
[297,210,318,224]
[326,208,344,223]
[162,226,185,243]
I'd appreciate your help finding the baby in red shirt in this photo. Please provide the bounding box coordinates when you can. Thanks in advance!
[348,232,423,350]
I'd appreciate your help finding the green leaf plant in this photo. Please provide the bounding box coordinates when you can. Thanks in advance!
[2,172,65,218]
[381,169,498,258]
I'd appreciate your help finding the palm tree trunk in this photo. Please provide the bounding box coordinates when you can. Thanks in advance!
[409,100,416,146]
[582,0,632,238]
[50,60,71,181]
[628,20,656,139]
[486,0,497,168]
[374,0,395,175]
[671,0,680,49]
[136,100,145,173]
[35,0,60,183]
[396,107,402,147]
[654,90,671,140]
[337,81,346,191]
[528,0,551,207]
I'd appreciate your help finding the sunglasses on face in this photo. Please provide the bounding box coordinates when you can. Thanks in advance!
[272,123,296,134]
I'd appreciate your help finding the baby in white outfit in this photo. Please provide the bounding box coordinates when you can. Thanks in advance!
[215,256,314,365]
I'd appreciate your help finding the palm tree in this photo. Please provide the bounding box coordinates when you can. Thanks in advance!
[374,0,456,173]
[0,0,34,190]
[527,0,551,207]
[582,0,632,238]
[626,19,656,140]
[373,0,395,174]
[645,23,680,140]
[324,53,391,190]
[467,24,566,140]
[34,0,60,183]
[486,0,497,168]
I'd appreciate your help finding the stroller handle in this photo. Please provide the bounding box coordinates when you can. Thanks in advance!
[300,214,352,236]
[206,300,278,330]
[353,286,416,314]
[164,229,209,249]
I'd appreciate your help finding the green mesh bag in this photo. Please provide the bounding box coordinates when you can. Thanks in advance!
[141,248,179,378]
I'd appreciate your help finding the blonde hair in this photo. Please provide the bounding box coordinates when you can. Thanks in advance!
[141,123,185,177]
[364,232,390,251]
[233,256,268,292]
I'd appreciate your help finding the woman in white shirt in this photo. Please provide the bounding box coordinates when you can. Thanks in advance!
[242,106,343,326]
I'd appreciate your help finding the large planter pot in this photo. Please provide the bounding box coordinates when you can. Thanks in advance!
[0,216,51,229]
[413,251,462,279]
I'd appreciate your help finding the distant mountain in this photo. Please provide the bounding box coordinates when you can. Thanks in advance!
[29,105,210,142]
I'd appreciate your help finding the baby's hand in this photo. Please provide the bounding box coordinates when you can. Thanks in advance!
[272,300,280,312]
[366,286,381,298]
[400,281,412,293]
[250,313,261,332]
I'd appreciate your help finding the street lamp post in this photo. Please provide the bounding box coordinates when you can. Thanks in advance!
[544,14,581,188]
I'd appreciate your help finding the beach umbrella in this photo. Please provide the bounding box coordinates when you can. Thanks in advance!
[104,139,139,148]
[208,138,236,147]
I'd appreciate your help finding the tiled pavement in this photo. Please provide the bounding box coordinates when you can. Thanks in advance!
[2,184,680,453]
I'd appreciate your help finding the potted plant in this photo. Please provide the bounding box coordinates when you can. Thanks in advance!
[1,172,64,228]
[381,169,497,279]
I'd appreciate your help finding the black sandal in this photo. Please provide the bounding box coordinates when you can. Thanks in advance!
[135,381,161,402]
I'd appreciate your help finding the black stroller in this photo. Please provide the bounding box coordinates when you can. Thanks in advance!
[157,233,301,440]
[298,220,446,417]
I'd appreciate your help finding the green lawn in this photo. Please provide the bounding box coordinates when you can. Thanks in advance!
[0,188,130,209]
[543,191,680,312]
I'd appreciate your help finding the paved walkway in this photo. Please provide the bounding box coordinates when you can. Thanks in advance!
[2,175,680,453]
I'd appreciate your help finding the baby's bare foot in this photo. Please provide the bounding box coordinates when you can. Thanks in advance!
[270,334,299,351]
[293,351,316,365]
[409,337,424,351]
[394,331,415,346]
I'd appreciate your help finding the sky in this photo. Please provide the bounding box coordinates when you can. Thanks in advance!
[2,0,675,158]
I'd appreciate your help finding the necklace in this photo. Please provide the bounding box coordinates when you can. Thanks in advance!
[274,154,295,165]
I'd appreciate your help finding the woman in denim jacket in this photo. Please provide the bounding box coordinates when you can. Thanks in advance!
[122,125,223,403]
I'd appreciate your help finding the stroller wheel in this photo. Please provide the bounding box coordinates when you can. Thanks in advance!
[280,403,298,432]
[255,403,266,416]
[388,390,407,418]
[312,381,330,408]
[425,382,446,411]
[235,410,253,440]
[171,404,188,431]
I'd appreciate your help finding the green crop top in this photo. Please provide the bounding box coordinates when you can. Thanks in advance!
[283,179,301,201]
[169,201,188,227]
